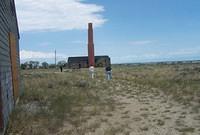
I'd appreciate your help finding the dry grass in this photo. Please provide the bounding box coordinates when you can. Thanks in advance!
[7,63,200,135]
[7,68,116,134]
[114,63,200,105]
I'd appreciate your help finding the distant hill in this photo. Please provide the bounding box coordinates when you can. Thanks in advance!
[113,60,200,66]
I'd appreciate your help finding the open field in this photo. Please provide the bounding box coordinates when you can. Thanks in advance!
[7,63,200,135]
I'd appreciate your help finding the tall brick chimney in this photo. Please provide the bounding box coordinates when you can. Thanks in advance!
[88,23,95,67]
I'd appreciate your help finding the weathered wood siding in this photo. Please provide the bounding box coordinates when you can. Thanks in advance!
[0,0,20,134]
[0,71,3,132]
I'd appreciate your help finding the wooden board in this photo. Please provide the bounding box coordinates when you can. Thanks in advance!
[9,32,19,102]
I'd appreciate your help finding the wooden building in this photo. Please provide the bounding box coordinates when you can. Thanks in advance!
[68,56,111,69]
[0,0,20,134]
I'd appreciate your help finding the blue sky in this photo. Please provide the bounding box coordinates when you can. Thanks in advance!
[17,0,200,64]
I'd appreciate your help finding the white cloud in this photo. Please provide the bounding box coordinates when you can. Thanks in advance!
[112,47,200,63]
[16,0,106,32]
[20,50,66,60]
[168,47,200,56]
[112,53,161,63]
[129,40,156,45]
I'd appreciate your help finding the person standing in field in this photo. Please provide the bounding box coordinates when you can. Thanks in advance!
[105,66,112,80]
[60,65,63,72]
[89,66,95,79]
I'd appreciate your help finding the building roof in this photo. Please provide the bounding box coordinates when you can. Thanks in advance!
[68,55,110,62]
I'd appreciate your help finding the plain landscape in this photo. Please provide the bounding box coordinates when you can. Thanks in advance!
[7,63,200,135]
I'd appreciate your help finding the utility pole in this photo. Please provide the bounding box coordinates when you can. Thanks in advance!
[55,49,57,68]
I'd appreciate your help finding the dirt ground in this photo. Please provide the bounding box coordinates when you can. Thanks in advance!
[7,64,200,135]
[79,85,200,135]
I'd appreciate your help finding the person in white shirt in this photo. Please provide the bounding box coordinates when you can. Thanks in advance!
[89,66,95,79]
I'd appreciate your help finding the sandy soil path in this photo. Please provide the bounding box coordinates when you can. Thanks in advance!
[75,83,200,135]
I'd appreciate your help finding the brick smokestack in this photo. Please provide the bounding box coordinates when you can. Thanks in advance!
[88,23,95,67]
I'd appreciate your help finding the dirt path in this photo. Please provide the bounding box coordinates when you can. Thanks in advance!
[59,82,200,135]
[94,86,199,135]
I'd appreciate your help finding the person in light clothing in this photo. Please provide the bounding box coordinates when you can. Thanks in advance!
[89,66,95,79]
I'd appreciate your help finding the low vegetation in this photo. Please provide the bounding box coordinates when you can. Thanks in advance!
[7,63,200,135]
[114,63,200,105]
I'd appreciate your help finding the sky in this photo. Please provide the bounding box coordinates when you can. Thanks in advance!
[16,0,200,64]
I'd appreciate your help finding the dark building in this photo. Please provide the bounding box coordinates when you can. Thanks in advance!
[68,56,111,69]
[0,0,20,134]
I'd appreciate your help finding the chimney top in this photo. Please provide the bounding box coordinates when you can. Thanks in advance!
[88,23,93,27]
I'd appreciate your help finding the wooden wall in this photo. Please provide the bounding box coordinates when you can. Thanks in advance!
[0,0,20,133]
[0,70,3,131]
